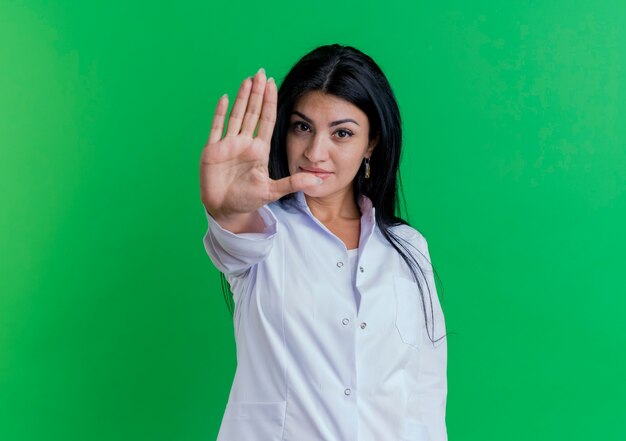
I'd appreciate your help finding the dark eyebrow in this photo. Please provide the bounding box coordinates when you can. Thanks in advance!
[291,111,360,127]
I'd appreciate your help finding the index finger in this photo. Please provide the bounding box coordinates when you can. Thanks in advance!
[256,77,277,144]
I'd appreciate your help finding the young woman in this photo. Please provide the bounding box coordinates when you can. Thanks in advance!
[200,44,447,441]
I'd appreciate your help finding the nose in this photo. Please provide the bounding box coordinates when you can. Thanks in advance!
[303,134,329,163]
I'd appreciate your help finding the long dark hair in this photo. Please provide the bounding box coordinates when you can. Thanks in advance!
[269,44,442,342]
[224,44,444,343]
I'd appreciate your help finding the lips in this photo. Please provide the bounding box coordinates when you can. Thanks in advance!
[299,166,333,178]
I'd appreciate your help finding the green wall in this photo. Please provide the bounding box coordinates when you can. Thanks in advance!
[1,1,624,439]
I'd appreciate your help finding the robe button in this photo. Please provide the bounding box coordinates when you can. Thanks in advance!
[336,261,344,268]
[360,322,367,329]
[342,318,350,326]
[344,388,352,396]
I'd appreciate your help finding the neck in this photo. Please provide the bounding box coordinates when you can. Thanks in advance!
[305,190,360,223]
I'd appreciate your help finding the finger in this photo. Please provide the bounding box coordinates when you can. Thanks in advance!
[207,94,229,145]
[267,173,322,201]
[257,77,277,145]
[240,68,267,137]
[226,77,253,136]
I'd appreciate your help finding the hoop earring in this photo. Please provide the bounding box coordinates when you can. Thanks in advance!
[364,158,371,179]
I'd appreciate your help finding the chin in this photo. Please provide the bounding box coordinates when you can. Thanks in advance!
[301,186,328,198]
[302,181,351,199]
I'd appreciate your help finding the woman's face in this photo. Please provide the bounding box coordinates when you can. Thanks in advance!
[286,91,376,199]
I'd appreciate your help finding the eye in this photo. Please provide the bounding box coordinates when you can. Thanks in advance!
[292,121,311,132]
[335,129,354,139]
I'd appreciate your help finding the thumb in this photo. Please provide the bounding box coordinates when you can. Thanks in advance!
[268,173,322,200]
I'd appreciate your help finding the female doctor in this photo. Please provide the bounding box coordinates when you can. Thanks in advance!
[200,44,447,441]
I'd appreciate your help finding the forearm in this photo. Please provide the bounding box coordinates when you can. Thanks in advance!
[205,205,266,234]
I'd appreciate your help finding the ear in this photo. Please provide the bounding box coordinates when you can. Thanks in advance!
[366,133,379,157]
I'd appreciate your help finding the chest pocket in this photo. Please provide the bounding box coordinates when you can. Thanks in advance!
[394,276,424,350]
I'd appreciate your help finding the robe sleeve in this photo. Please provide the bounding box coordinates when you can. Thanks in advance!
[406,233,448,441]
[202,205,278,278]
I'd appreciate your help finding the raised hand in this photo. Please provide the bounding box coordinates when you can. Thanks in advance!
[200,68,320,231]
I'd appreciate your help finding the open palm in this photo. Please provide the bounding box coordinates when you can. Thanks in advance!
[200,69,319,221]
